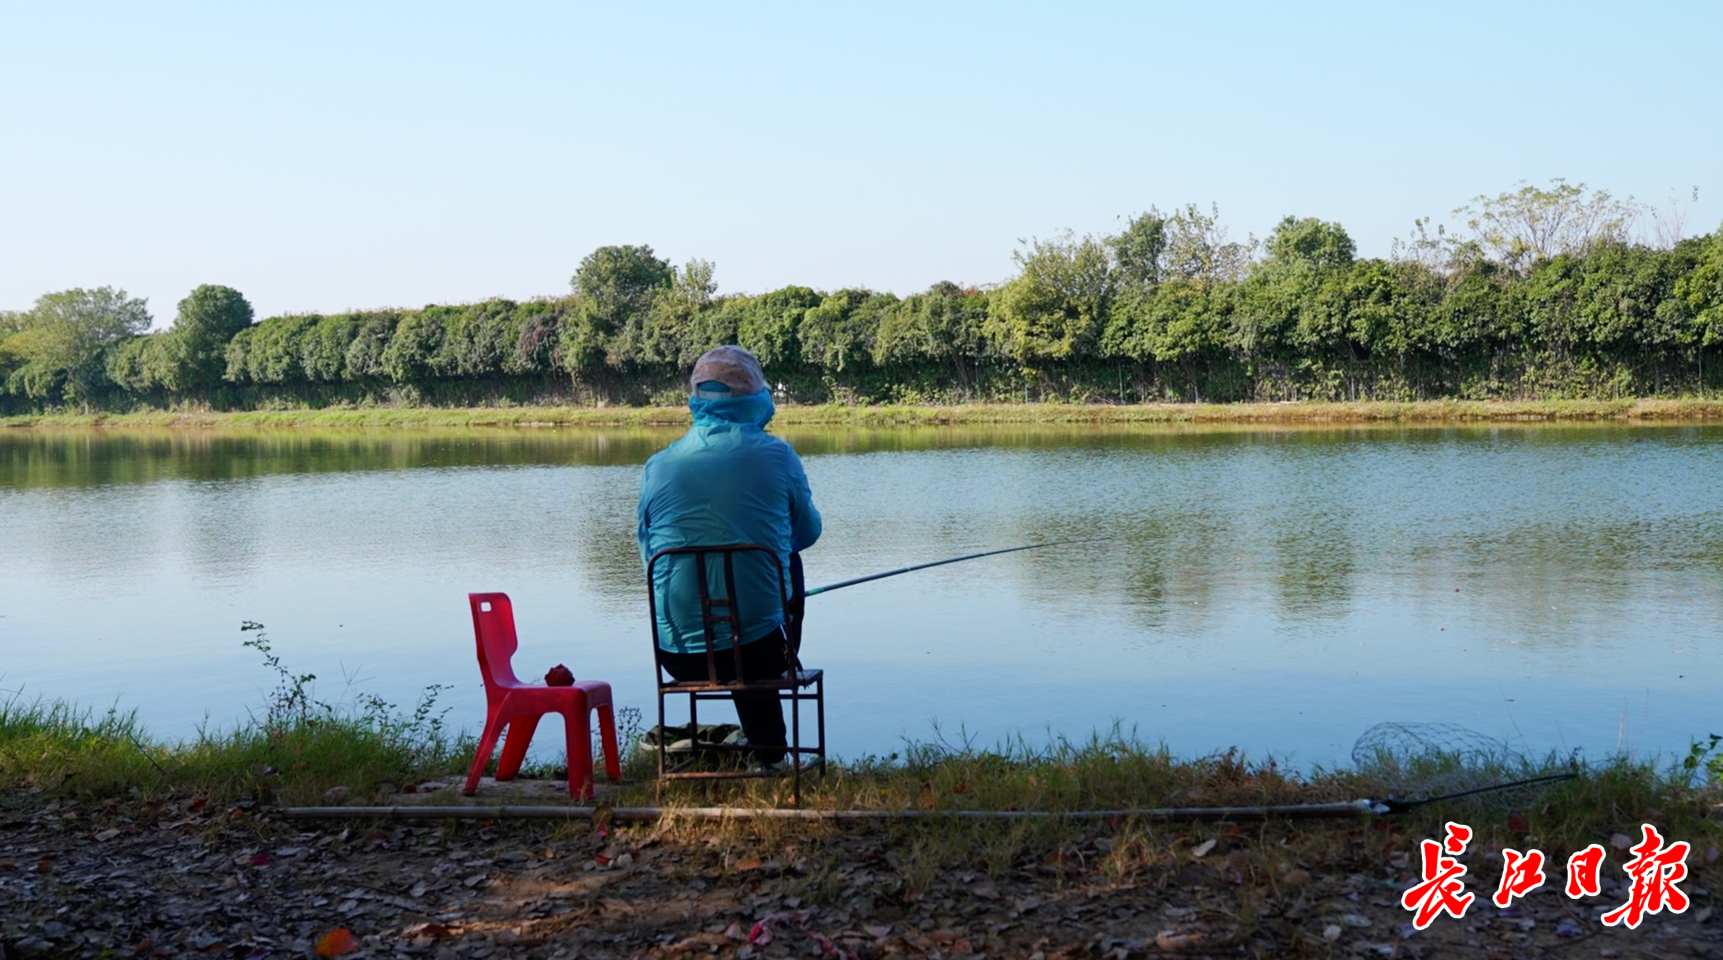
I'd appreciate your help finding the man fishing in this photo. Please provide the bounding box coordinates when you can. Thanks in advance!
[637,345,821,767]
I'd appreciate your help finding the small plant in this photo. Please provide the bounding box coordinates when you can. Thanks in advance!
[241,620,324,728]
[1683,733,1723,786]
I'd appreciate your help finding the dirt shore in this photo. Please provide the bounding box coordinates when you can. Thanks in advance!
[4,792,1717,960]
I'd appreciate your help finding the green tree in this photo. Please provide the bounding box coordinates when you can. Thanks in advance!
[560,245,674,374]
[1103,279,1228,400]
[1,287,151,401]
[1230,218,1361,396]
[874,282,992,390]
[508,301,564,375]
[342,312,401,379]
[1266,216,1356,270]
[734,286,821,370]
[1161,205,1255,285]
[300,314,361,382]
[799,289,895,372]
[1675,231,1723,349]
[623,260,717,366]
[159,285,254,391]
[985,232,1113,364]
[1109,211,1168,288]
[381,308,450,382]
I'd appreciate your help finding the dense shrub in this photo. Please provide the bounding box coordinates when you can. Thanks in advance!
[8,189,1723,411]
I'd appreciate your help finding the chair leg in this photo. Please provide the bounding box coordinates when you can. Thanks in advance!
[596,703,622,783]
[463,713,506,796]
[495,714,541,781]
[565,709,595,800]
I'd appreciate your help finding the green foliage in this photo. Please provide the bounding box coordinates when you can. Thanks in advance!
[1267,216,1355,269]
[7,198,1723,413]
[735,286,821,369]
[1684,734,1723,786]
[344,311,401,379]
[160,285,255,391]
[2,287,151,402]
[561,244,675,373]
[800,289,896,372]
[301,313,361,382]
[1160,204,1256,285]
[1108,212,1167,288]
[985,233,1113,365]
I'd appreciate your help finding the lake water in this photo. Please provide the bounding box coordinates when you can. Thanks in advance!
[2,423,1720,770]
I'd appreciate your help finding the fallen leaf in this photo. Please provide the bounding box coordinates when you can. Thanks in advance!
[93,828,122,842]
[248,853,270,866]
[735,855,763,871]
[1190,839,1217,859]
[314,928,358,957]
[1155,930,1202,951]
[864,925,892,939]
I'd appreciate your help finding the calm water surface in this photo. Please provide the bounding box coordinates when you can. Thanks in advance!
[2,423,1719,768]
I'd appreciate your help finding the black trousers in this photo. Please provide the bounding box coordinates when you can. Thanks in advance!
[657,628,788,764]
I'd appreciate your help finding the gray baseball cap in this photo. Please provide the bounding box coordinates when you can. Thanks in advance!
[690,345,767,397]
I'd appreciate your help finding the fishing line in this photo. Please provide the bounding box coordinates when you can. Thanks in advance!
[803,537,1110,597]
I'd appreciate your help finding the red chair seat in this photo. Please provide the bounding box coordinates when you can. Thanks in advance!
[462,592,621,799]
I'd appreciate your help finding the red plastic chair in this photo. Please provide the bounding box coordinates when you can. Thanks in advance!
[462,592,621,799]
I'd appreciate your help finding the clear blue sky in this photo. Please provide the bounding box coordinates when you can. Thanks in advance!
[2,2,1718,325]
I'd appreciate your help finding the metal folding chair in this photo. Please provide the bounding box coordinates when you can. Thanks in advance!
[646,544,825,800]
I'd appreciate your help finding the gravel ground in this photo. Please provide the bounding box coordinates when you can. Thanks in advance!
[3,793,1718,960]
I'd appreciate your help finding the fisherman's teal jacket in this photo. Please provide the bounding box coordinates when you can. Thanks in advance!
[637,392,821,654]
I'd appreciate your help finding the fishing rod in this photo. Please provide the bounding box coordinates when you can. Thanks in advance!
[803,537,1109,598]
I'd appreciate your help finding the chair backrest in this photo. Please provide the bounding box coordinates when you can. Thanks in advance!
[468,592,522,689]
[646,544,785,684]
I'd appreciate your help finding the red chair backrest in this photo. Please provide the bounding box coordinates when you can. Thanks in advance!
[468,592,521,689]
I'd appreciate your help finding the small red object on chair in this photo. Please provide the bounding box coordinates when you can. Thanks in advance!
[462,593,621,799]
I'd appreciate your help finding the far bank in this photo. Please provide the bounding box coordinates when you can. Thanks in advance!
[4,397,1723,430]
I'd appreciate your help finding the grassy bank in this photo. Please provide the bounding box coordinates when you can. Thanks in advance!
[7,685,1721,864]
[6,396,1723,430]
[8,686,1722,956]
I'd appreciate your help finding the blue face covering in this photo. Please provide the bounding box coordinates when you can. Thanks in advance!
[688,389,776,429]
